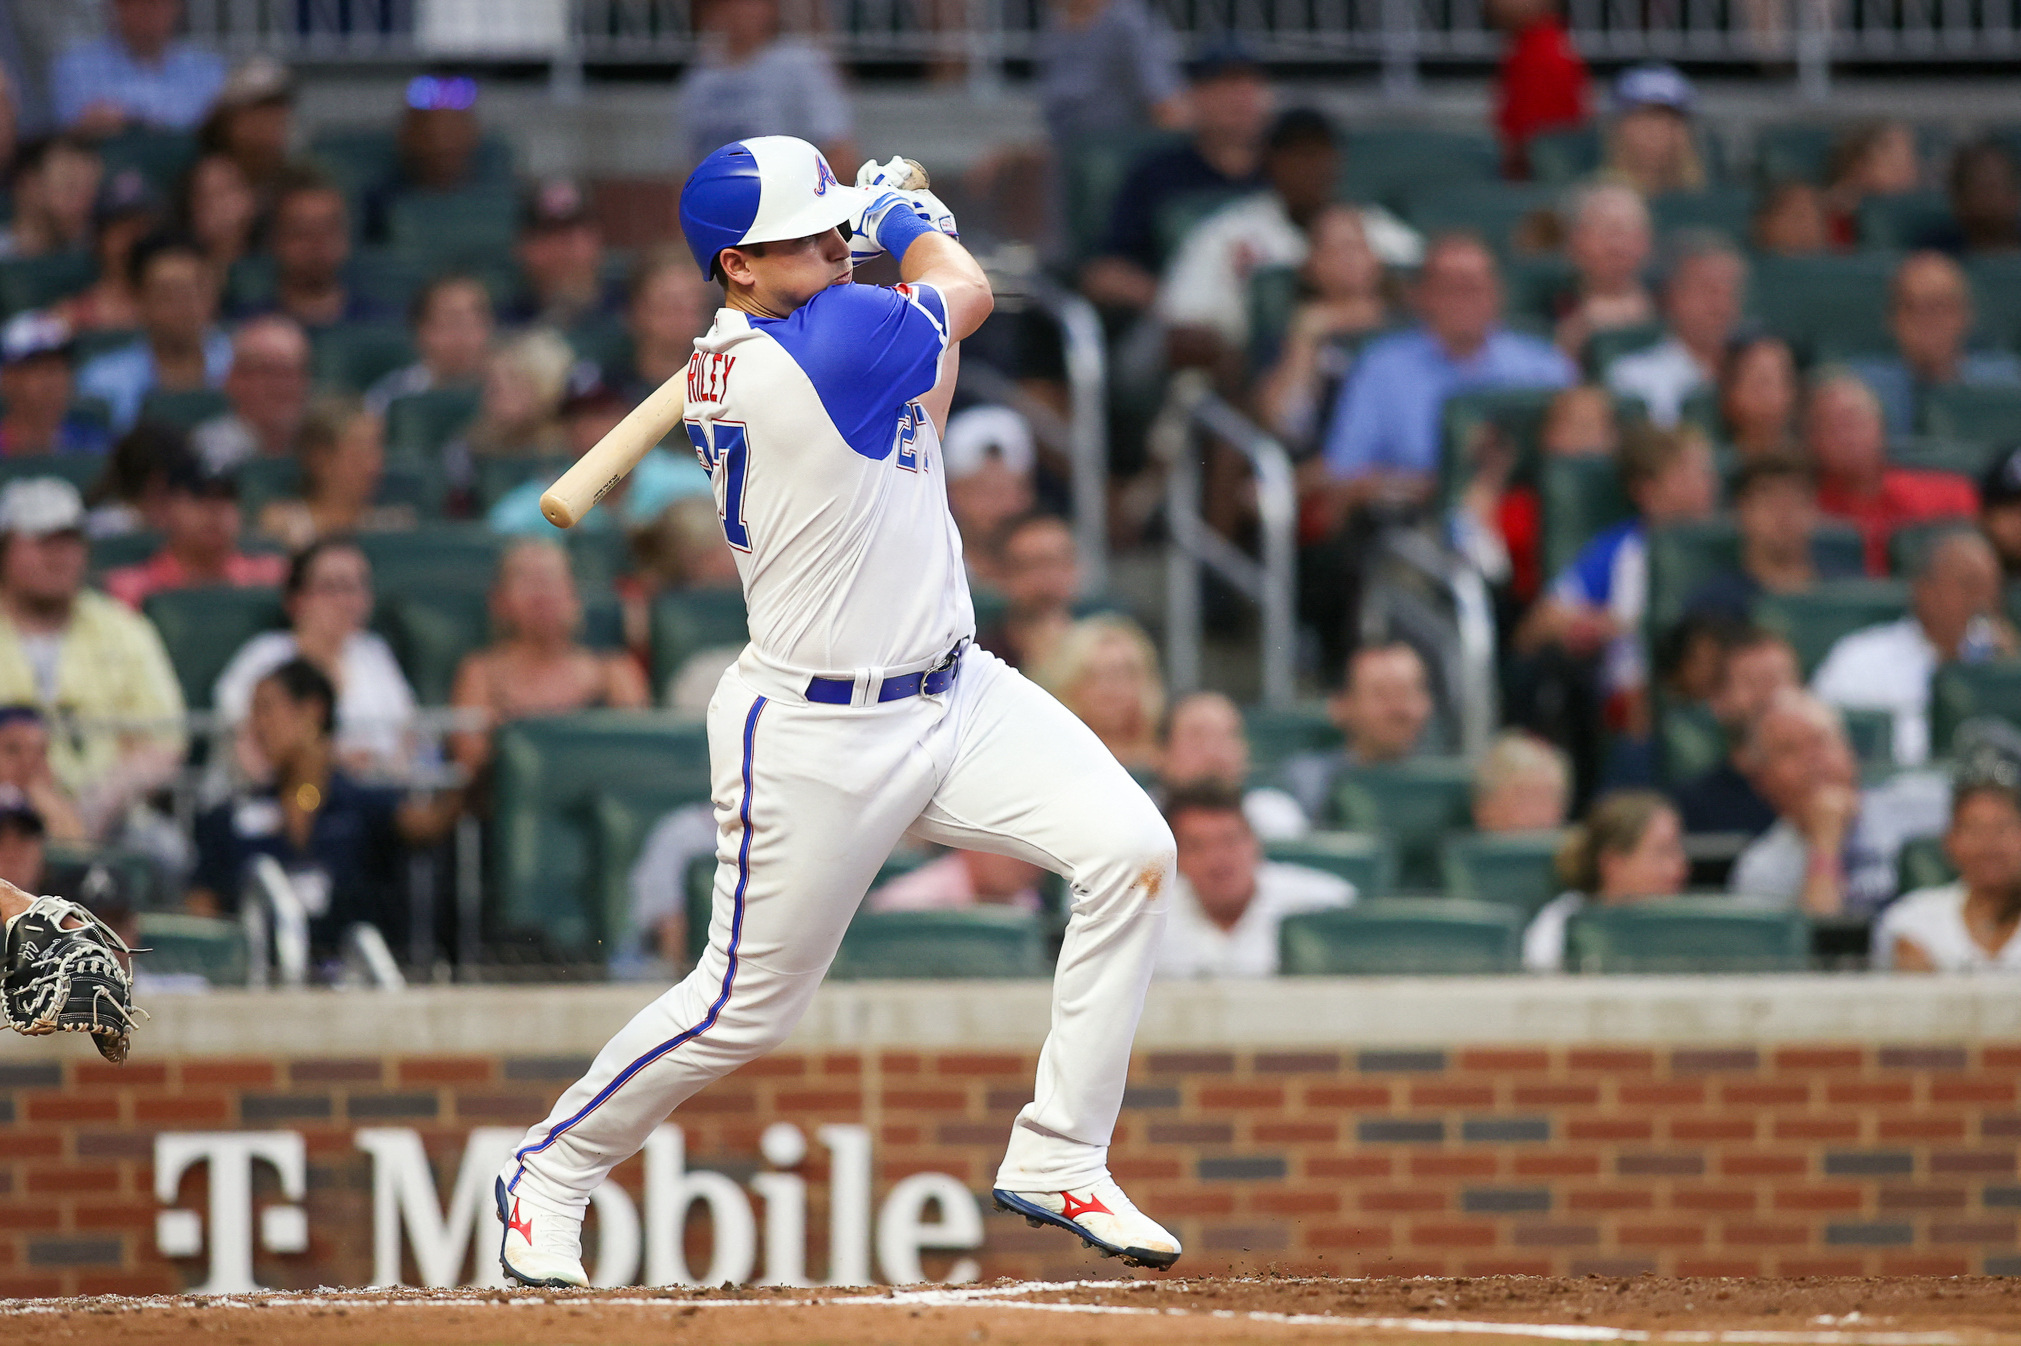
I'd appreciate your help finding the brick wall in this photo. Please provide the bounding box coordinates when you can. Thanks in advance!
[3,1042,2019,1296]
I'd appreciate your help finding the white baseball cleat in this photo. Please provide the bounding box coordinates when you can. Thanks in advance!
[494,1175,588,1288]
[992,1178,1182,1269]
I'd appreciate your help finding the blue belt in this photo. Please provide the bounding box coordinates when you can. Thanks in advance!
[806,642,966,706]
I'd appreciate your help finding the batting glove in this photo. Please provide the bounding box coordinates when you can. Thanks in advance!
[849,158,959,267]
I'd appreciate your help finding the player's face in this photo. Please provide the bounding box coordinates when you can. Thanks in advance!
[721,228,852,316]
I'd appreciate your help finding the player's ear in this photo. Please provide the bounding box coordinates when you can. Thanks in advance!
[717,245,759,289]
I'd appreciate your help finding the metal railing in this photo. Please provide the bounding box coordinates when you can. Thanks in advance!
[1358,525,1499,759]
[1155,371,1296,708]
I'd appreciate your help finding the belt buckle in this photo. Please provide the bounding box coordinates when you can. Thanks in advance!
[924,639,967,696]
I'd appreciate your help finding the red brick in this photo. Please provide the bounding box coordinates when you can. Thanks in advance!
[1410,1153,1498,1178]
[26,1095,117,1123]
[1197,1085,1285,1109]
[935,1053,1024,1076]
[1513,1084,1599,1106]
[178,1059,274,1087]
[0,1204,62,1230]
[1457,1049,1550,1072]
[1778,1257,1864,1276]
[1155,1190,1239,1217]
[1930,1078,2016,1104]
[880,1125,920,1144]
[682,1090,757,1114]
[1109,1157,1181,1180]
[1307,1085,1389,1108]
[1720,1153,1807,1176]
[1363,1190,1446,1212]
[1827,1081,1913,1105]
[879,1052,921,1074]
[1773,1116,1859,1140]
[1567,1189,1653,1211]
[1775,1048,1863,1070]
[76,1272,173,1296]
[27,1167,119,1193]
[1929,1220,2017,1242]
[820,1053,861,1075]
[1672,1188,1758,1212]
[1878,1115,1967,1140]
[2,1131,63,1158]
[1309,1224,1392,1248]
[1567,1118,1652,1141]
[1307,1155,1390,1178]
[1405,1083,1492,1108]
[0,1276,62,1297]
[395,1057,492,1086]
[1409,1221,1497,1247]
[1251,1190,1340,1215]
[774,1089,861,1112]
[1619,1223,1705,1246]
[1672,1119,1756,1142]
[1773,1186,1863,1211]
[1881,1254,1970,1275]
[736,1056,808,1077]
[1931,1151,2017,1174]
[1723,1222,1809,1245]
[135,1096,231,1125]
[1513,1154,1600,1177]
[1721,1083,1809,1106]
[1877,1187,1968,1210]
[1253,1121,1337,1143]
[1568,1049,1655,1072]
[70,1200,158,1229]
[1678,1257,1762,1276]
[73,1061,165,1089]
[1620,1082,1704,1107]
[1983,1045,2021,1070]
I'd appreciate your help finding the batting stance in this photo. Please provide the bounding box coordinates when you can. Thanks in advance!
[496,136,1180,1285]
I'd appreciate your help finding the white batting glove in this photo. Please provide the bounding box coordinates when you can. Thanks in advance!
[849,157,959,267]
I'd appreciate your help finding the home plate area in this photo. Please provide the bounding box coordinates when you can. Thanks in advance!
[7,1276,2021,1345]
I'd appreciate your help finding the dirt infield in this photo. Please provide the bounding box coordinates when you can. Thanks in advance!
[7,1275,2021,1346]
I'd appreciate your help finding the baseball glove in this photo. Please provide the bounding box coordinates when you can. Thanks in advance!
[3,896,141,1064]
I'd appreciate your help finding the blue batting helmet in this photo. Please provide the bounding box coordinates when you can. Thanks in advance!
[679,137,867,280]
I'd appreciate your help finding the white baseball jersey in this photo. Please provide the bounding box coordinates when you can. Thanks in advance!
[681,280,974,675]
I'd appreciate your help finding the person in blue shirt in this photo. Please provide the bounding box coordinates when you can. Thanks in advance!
[1843,251,2021,437]
[0,311,110,457]
[51,0,225,136]
[75,232,233,434]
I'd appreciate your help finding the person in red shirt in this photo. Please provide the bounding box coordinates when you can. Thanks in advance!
[1489,0,1589,179]
[103,449,286,609]
[1806,372,1977,575]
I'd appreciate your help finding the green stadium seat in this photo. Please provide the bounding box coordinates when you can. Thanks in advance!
[349,248,431,313]
[1562,898,1812,973]
[1278,899,1523,975]
[142,586,285,710]
[0,454,103,495]
[1753,580,1910,677]
[234,457,302,518]
[1855,191,1954,250]
[1242,704,1343,777]
[137,387,230,431]
[474,454,574,510]
[98,128,197,194]
[565,316,631,371]
[1059,131,1183,264]
[373,585,488,704]
[1895,834,1956,895]
[1919,384,2021,446]
[583,787,715,961]
[0,254,95,316]
[1402,182,1558,256]
[1340,128,1499,207]
[311,323,417,394]
[1657,701,1726,788]
[648,588,749,694]
[306,128,398,201]
[224,254,276,313]
[357,527,504,594]
[1749,254,1902,359]
[1441,830,1566,917]
[88,530,160,577]
[491,713,714,956]
[1502,255,1577,330]
[388,186,522,265]
[1650,186,1755,239]
[1886,517,1981,578]
[1438,384,1562,506]
[384,387,480,460]
[1539,455,1632,580]
[1584,322,1665,379]
[1331,758,1474,888]
[1263,832,1396,898]
[1841,707,1895,771]
[1525,126,1601,184]
[1153,189,1248,264]
[1753,123,1837,184]
[1930,660,2021,759]
[1886,435,2002,480]
[1644,518,1866,632]
[1966,255,2021,349]
[44,842,164,913]
[829,908,1051,979]
[135,912,247,986]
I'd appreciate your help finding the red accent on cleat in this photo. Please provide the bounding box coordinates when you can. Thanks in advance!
[1060,1190,1112,1221]
[507,1198,534,1243]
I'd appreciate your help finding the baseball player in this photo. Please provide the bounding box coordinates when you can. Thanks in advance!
[495,136,1180,1286]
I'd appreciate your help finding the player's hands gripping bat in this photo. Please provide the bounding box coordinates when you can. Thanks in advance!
[3,894,141,1064]
[850,156,959,268]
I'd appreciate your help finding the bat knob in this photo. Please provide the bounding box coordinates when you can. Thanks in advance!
[540,492,577,529]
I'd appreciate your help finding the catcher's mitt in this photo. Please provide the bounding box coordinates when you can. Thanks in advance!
[3,896,141,1064]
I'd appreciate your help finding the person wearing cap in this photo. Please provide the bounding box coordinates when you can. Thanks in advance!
[102,447,287,610]
[1844,252,2021,438]
[0,476,185,834]
[75,232,234,435]
[1155,108,1421,358]
[1488,0,1589,179]
[0,704,85,843]
[1601,63,1703,198]
[486,363,712,537]
[942,404,1037,585]
[0,312,109,458]
[1980,447,2021,583]
[504,178,624,332]
[191,314,312,472]
[0,134,101,260]
[1081,47,1272,313]
[197,55,294,209]
[50,0,226,136]
[54,169,163,336]
[675,0,857,173]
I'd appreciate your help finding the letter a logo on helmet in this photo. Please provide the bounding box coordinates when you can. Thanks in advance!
[679,136,867,280]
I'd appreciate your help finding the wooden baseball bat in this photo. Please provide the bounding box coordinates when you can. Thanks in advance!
[540,373,687,529]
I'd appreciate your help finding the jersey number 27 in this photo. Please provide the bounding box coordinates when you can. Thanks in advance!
[685,419,752,551]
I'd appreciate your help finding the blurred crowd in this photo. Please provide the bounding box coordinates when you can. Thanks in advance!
[0,0,2017,983]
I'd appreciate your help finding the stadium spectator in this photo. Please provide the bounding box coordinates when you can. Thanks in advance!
[1925,138,2021,257]
[1728,688,1947,915]
[1685,455,1856,620]
[398,74,482,191]
[1473,729,1572,833]
[1158,690,1309,840]
[1280,642,1433,821]
[0,135,100,258]
[975,513,1080,671]
[190,315,311,472]
[212,538,416,777]
[196,56,294,209]
[1035,0,1187,148]
[1600,64,1703,197]
[1156,109,1419,357]
[1812,528,2012,768]
[504,179,619,331]
[1845,252,2021,436]
[75,232,233,434]
[189,657,450,959]
[448,540,649,774]
[1454,383,1620,606]
[262,170,384,330]
[1154,781,1353,978]
[1820,121,1920,247]
[1487,0,1589,178]
[181,152,257,280]
[1605,234,1745,428]
[1318,233,1575,511]
[1876,778,2021,972]
[103,451,286,609]
[1253,206,1393,453]
[1517,423,1719,722]
[0,312,108,457]
[257,398,412,549]
[1717,333,1800,460]
[0,705,86,844]
[867,849,1049,913]
[51,0,225,135]
[58,169,160,335]
[1036,614,1165,775]
[1080,49,1271,312]
[1672,628,1801,837]
[1752,180,1831,257]
[614,248,715,403]
[942,405,1036,587]
[0,477,184,834]
[1980,446,2021,582]
[451,328,572,465]
[1523,790,1688,971]
[1553,183,1655,359]
[83,423,182,536]
[363,275,495,414]
[676,0,857,171]
[1806,372,1977,574]
[0,786,46,892]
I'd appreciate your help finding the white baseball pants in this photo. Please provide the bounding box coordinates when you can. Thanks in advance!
[506,645,1174,1214]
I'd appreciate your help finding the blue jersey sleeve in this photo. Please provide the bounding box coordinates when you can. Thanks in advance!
[758,281,950,461]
